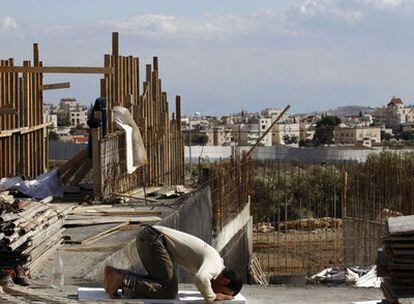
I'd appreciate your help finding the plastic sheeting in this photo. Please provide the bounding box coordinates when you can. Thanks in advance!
[0,169,63,199]
[310,266,381,288]
[113,106,148,174]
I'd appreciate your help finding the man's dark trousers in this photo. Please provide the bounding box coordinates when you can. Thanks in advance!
[122,225,178,299]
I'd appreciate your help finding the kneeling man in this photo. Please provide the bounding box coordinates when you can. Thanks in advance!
[104,224,242,302]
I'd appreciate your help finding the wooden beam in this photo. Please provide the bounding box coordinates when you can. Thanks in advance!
[112,32,119,56]
[0,123,51,138]
[64,216,162,226]
[40,82,70,91]
[0,66,113,74]
[66,222,129,245]
[57,148,88,176]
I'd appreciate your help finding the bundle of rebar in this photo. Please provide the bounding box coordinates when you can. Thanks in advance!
[378,215,414,304]
[0,194,66,273]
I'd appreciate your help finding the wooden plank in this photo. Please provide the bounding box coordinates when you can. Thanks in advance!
[61,157,88,184]
[40,82,70,90]
[0,66,113,74]
[71,205,113,214]
[0,123,51,138]
[68,158,92,186]
[67,222,129,245]
[78,209,162,217]
[57,148,87,176]
[64,216,161,226]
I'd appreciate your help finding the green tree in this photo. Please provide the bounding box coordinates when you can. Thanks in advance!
[252,163,341,223]
[401,131,414,141]
[381,131,392,141]
[313,116,341,145]
[48,131,59,141]
[283,134,298,144]
[191,132,208,145]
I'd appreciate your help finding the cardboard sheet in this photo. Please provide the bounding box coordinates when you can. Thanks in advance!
[78,287,246,303]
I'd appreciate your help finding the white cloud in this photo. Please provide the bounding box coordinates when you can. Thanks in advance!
[4,1,414,114]
[358,0,405,9]
[291,0,363,22]
[0,16,18,31]
[97,11,300,42]
[100,14,178,35]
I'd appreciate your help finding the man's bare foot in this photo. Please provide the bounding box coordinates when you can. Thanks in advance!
[104,266,123,299]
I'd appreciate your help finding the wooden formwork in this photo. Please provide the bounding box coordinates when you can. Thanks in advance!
[95,33,185,197]
[1,32,185,196]
[0,44,48,179]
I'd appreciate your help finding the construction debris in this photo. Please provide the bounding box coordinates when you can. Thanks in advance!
[378,215,414,303]
[248,253,269,285]
[309,266,380,287]
[0,194,69,285]
[0,170,63,200]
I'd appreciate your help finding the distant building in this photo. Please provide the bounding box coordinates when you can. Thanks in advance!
[374,97,414,132]
[258,118,273,146]
[260,108,286,122]
[272,122,315,145]
[43,104,58,129]
[334,126,381,146]
[57,98,88,127]
[202,127,234,146]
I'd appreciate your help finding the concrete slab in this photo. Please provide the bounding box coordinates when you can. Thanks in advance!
[78,287,246,303]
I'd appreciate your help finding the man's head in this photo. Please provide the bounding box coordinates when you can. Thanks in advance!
[211,269,243,296]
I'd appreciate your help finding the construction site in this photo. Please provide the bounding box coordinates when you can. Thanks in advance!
[0,32,413,304]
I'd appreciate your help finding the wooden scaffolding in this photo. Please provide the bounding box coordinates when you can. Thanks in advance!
[1,32,185,198]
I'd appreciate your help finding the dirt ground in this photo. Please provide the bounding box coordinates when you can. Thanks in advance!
[254,229,344,275]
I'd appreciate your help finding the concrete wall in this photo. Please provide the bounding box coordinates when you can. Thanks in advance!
[85,184,213,283]
[49,141,87,160]
[218,219,252,283]
[159,184,213,282]
[185,145,384,163]
[85,182,253,287]
[343,218,384,267]
[212,202,252,283]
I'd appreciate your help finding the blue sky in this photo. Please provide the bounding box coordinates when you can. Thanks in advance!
[1,0,414,115]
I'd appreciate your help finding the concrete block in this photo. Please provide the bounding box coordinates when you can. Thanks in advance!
[78,287,246,303]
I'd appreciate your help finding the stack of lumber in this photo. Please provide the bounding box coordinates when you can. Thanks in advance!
[379,215,414,304]
[0,193,67,273]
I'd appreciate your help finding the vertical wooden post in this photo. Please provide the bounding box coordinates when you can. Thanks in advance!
[342,170,348,219]
[92,127,102,198]
[112,32,119,57]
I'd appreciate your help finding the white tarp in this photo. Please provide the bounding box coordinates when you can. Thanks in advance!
[310,266,381,288]
[355,266,381,288]
[113,106,148,174]
[0,169,63,199]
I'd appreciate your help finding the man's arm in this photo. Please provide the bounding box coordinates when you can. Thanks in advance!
[214,293,234,301]
[193,272,216,303]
